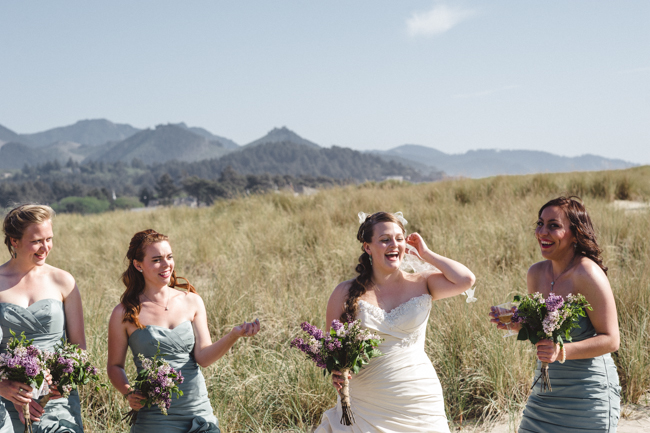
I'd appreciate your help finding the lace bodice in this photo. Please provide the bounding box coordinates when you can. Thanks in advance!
[357,293,432,350]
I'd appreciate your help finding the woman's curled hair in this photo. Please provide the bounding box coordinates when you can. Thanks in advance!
[539,196,607,275]
[121,229,196,329]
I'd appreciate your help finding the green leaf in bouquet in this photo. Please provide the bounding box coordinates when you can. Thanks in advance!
[517,327,528,341]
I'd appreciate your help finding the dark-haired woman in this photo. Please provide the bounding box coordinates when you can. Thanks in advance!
[0,204,85,433]
[315,212,475,433]
[107,230,260,433]
[490,196,620,433]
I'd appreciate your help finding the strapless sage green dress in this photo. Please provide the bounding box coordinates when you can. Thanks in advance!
[127,321,220,433]
[519,314,621,433]
[0,299,83,433]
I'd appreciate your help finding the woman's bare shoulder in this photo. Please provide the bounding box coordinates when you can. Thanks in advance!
[329,280,353,303]
[573,257,609,287]
[109,303,127,323]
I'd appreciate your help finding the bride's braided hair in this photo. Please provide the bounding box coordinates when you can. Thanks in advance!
[539,196,608,275]
[341,212,405,322]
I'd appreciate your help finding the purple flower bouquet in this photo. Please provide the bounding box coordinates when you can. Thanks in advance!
[123,349,184,426]
[0,331,50,433]
[512,292,591,392]
[41,340,101,405]
[291,320,382,426]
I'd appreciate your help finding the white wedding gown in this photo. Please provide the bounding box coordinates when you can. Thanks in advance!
[315,293,450,433]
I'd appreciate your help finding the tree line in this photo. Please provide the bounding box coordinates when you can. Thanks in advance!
[0,159,349,213]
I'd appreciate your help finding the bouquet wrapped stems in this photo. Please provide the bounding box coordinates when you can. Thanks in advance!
[338,368,354,426]
[22,404,31,433]
[533,361,552,392]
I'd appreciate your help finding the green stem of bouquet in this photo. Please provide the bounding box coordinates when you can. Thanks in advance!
[337,368,355,426]
[531,361,552,392]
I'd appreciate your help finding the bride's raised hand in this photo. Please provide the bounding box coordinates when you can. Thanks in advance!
[331,370,352,391]
[232,318,261,338]
[406,233,430,257]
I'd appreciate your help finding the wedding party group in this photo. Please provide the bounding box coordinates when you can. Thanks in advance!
[0,196,620,433]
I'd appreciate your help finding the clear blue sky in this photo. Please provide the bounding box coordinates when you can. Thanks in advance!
[2,1,649,163]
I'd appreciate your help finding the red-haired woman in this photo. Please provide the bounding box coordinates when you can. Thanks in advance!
[491,196,620,432]
[107,229,260,433]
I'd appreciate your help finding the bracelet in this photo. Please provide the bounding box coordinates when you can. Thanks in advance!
[559,345,566,364]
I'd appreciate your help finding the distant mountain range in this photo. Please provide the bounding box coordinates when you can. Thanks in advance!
[370,145,635,178]
[0,119,637,178]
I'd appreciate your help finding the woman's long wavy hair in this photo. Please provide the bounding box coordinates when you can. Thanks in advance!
[341,212,405,322]
[539,196,608,275]
[121,229,196,329]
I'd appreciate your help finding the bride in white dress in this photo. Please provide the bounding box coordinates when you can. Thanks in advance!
[315,212,476,433]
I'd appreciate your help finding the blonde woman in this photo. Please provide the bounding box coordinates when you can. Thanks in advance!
[0,204,85,432]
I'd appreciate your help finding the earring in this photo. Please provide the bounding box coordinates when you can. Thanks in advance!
[138,269,143,273]
[369,255,373,266]
[573,243,577,249]
[10,246,17,259]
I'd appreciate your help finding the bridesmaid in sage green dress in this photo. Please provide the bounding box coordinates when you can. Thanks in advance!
[491,196,620,433]
[107,229,260,433]
[0,204,86,433]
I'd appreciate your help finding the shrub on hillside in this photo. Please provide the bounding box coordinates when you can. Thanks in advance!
[111,196,143,210]
[53,196,110,214]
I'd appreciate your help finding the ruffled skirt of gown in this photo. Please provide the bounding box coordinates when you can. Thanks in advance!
[315,295,450,433]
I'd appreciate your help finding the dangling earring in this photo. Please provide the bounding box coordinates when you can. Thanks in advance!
[369,255,373,266]
[573,243,577,249]
[10,246,17,259]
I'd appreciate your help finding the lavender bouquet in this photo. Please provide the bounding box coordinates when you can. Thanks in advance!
[291,319,382,426]
[123,349,184,426]
[512,292,591,392]
[40,340,101,406]
[0,331,50,433]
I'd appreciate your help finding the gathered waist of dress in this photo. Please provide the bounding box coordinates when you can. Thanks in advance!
[135,355,198,373]
[535,352,616,371]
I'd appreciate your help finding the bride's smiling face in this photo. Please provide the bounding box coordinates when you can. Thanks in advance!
[364,222,406,271]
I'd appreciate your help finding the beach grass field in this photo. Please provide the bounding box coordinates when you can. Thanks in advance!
[3,166,649,432]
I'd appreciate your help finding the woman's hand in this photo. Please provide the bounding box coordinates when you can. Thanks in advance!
[15,400,45,423]
[489,306,522,332]
[48,385,63,400]
[231,319,261,338]
[406,233,430,257]
[536,339,562,363]
[125,388,147,411]
[331,370,352,392]
[0,380,34,406]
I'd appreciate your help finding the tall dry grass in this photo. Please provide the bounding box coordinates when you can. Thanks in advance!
[2,167,649,432]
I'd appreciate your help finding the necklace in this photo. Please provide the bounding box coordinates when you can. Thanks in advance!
[142,290,170,311]
[550,257,576,292]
